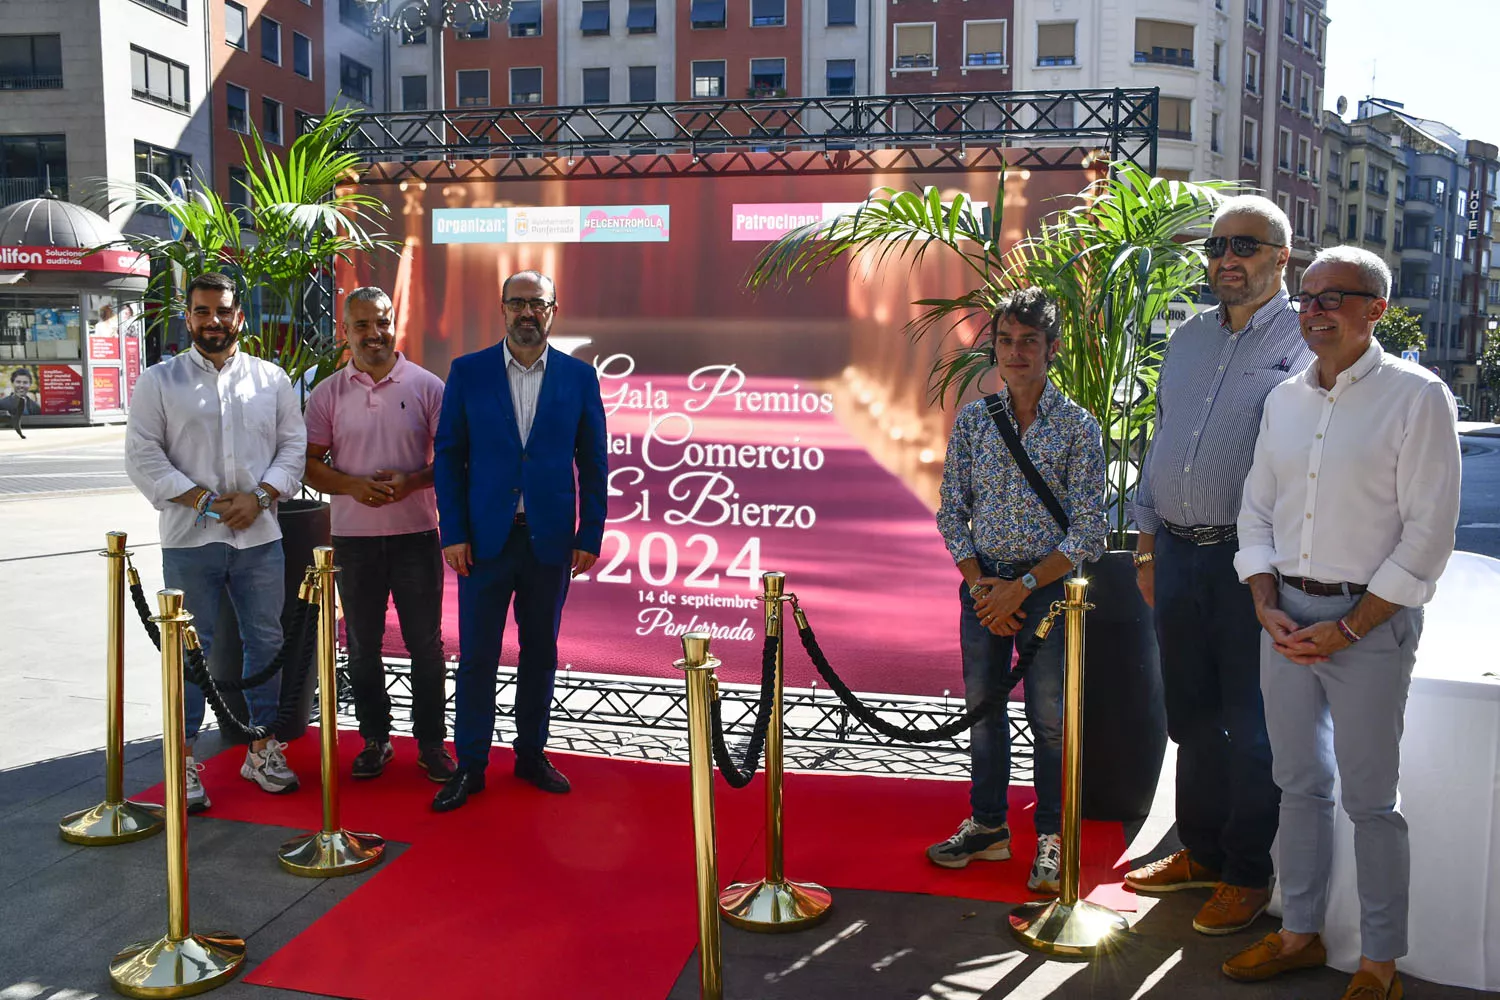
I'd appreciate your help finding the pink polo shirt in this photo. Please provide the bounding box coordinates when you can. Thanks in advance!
[304,353,445,537]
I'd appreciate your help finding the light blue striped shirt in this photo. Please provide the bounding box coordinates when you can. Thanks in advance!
[1132,288,1313,533]
[502,340,547,513]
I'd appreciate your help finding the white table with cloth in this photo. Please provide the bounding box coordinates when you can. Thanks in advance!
[1269,551,1500,991]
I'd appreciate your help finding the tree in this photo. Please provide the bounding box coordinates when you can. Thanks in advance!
[1374,304,1426,355]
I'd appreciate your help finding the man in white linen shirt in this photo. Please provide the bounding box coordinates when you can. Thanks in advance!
[1223,246,1461,1000]
[125,272,308,812]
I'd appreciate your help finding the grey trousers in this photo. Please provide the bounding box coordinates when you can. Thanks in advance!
[1260,584,1422,963]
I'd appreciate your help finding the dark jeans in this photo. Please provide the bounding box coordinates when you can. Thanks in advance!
[333,530,447,746]
[453,523,571,773]
[1153,530,1280,887]
[959,574,1067,834]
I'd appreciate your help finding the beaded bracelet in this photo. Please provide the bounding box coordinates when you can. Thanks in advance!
[194,489,219,527]
[1335,617,1363,644]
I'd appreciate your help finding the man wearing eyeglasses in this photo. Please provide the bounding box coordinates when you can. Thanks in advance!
[1222,247,1459,1000]
[1125,196,1313,935]
[430,270,609,812]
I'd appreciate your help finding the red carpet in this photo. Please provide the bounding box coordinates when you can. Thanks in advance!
[154,734,1131,999]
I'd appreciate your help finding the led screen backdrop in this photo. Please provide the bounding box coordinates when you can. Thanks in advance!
[339,153,1091,696]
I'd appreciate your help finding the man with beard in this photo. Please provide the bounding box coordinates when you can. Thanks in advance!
[125,271,307,811]
[1124,197,1312,935]
[303,287,455,783]
[430,270,608,812]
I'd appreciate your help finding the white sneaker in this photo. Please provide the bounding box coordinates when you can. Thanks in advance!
[185,756,210,814]
[1028,833,1062,893]
[241,739,299,794]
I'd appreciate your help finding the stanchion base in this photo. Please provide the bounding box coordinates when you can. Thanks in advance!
[1008,897,1130,958]
[719,878,832,932]
[109,931,246,998]
[59,799,165,845]
[277,828,385,877]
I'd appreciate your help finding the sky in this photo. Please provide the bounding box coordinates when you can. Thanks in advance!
[1323,0,1499,143]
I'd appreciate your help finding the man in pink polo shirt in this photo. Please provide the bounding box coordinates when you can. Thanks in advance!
[304,287,457,782]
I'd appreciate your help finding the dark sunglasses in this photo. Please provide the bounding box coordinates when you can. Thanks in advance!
[1204,235,1285,259]
[1291,290,1380,313]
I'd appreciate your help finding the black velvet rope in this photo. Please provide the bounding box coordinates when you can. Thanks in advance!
[707,630,780,789]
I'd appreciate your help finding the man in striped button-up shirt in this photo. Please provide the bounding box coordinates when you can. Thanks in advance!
[1124,196,1313,935]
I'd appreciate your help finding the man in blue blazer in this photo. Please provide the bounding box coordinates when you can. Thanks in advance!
[431,270,608,811]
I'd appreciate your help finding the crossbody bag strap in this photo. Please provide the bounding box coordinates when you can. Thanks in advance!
[984,393,1070,533]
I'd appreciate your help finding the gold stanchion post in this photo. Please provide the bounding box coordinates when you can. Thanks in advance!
[719,571,832,932]
[675,631,724,1000]
[109,589,246,997]
[1008,577,1130,957]
[61,531,165,845]
[278,546,385,876]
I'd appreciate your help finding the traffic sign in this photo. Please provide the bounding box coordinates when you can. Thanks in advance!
[1401,349,1420,364]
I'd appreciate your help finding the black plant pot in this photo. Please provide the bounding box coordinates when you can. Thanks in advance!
[1079,549,1168,821]
[206,498,330,744]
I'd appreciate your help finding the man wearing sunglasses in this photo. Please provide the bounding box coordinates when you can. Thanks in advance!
[1125,196,1312,935]
[431,270,609,812]
[1224,247,1459,1000]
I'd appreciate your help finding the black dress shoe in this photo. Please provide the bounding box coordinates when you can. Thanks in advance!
[417,742,458,783]
[431,768,485,812]
[514,752,570,794]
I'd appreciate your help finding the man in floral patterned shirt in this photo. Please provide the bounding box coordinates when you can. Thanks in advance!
[930,287,1107,892]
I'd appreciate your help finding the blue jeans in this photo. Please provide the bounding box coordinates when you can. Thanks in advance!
[960,574,1066,834]
[161,541,285,741]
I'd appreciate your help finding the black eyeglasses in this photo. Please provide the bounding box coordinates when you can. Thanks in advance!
[1204,235,1285,259]
[503,297,555,313]
[1291,290,1380,313]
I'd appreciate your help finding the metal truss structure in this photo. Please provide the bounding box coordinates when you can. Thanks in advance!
[340,659,1034,780]
[330,88,1159,182]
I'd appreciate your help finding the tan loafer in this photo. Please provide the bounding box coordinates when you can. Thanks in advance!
[1193,882,1271,935]
[1222,931,1327,981]
[1124,849,1221,893]
[1341,970,1403,999]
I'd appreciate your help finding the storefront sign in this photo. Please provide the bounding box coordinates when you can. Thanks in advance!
[1468,189,1484,238]
[40,364,84,414]
[730,201,984,241]
[124,336,142,401]
[431,205,671,244]
[0,246,150,276]
[91,367,122,412]
[89,334,120,361]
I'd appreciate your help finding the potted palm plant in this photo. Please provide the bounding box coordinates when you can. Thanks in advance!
[748,162,1230,818]
[98,104,397,739]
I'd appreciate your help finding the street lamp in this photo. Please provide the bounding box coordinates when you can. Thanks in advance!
[352,1,514,111]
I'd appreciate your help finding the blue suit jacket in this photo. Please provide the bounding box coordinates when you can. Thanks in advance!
[434,343,608,566]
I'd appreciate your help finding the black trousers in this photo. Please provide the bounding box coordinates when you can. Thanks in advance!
[333,529,448,746]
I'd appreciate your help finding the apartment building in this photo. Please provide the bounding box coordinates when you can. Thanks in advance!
[1319,111,1405,275]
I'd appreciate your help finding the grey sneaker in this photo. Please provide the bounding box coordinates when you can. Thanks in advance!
[1028,833,1062,893]
[241,739,299,794]
[185,756,210,814]
[926,817,1012,868]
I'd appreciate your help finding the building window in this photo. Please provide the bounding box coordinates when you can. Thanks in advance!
[133,141,191,214]
[628,65,656,102]
[225,1,248,49]
[456,20,490,39]
[1302,8,1315,46]
[1283,0,1297,37]
[826,58,856,97]
[1212,41,1222,83]
[284,35,311,81]
[262,97,283,144]
[1134,19,1193,67]
[627,0,657,33]
[1394,219,1403,248]
[581,0,610,35]
[134,0,189,21]
[340,56,372,104]
[1349,160,1360,189]
[0,34,63,90]
[1299,72,1313,115]
[1035,98,1073,129]
[400,25,428,44]
[1368,164,1388,195]
[509,1,542,36]
[1277,127,1291,171]
[1311,146,1322,185]
[1279,62,1293,105]
[1244,49,1260,93]
[893,23,936,70]
[1246,0,1262,25]
[338,0,371,31]
[130,46,189,112]
[751,0,785,26]
[691,59,725,98]
[1315,23,1325,61]
[1366,207,1385,242]
[963,20,1007,69]
[690,0,726,29]
[261,17,281,64]
[582,67,610,103]
[1211,111,1221,153]
[1347,204,1358,239]
[1242,116,1258,162]
[401,74,427,110]
[1297,135,1310,176]
[227,165,251,222]
[226,83,249,132]
[0,134,67,203]
[510,66,542,104]
[1160,97,1192,140]
[1276,190,1291,219]
[827,0,855,26]
[456,68,489,106]
[749,57,784,96]
[1295,197,1308,238]
[294,109,314,136]
[1036,22,1075,66]
[1309,203,1319,237]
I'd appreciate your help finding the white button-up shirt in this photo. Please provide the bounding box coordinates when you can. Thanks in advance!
[1234,339,1461,607]
[125,346,307,550]
[502,340,547,514]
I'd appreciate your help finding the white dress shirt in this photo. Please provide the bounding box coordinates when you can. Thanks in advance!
[1234,339,1461,608]
[125,346,307,550]
[502,341,547,514]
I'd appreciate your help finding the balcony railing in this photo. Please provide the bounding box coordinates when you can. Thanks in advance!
[0,176,67,206]
[1134,48,1194,68]
[0,74,63,90]
[1038,56,1076,67]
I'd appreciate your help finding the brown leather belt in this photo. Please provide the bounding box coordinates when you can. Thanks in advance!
[1162,522,1238,546]
[1280,575,1367,597]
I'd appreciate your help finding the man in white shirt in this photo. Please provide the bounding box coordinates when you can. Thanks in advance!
[1224,246,1461,1000]
[125,272,308,812]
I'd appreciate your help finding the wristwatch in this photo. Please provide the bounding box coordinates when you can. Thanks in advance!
[1133,551,1156,567]
[1020,572,1038,591]
[253,486,273,511]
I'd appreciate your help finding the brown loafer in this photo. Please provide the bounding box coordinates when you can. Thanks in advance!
[1222,931,1327,981]
[1193,882,1271,935]
[1341,971,1403,999]
[1124,849,1221,893]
